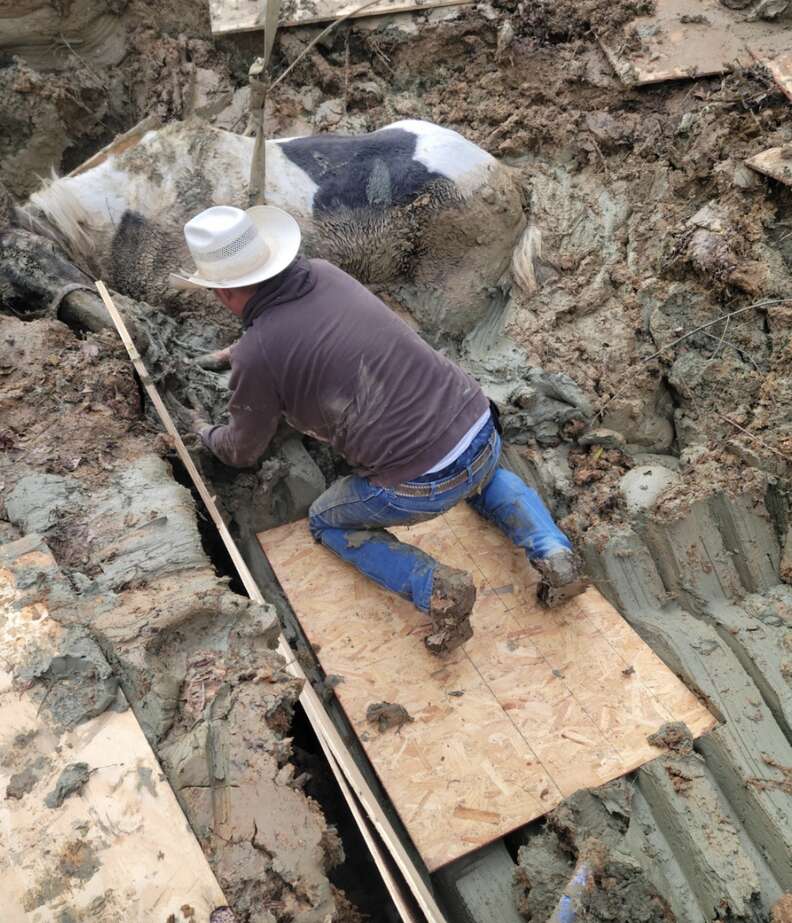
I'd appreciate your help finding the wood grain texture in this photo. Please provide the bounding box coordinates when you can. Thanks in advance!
[210,0,472,35]
[0,537,228,921]
[765,52,792,102]
[747,147,792,187]
[598,0,790,87]
[259,503,716,871]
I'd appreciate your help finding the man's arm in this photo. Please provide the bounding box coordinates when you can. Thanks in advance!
[193,345,233,371]
[200,337,281,468]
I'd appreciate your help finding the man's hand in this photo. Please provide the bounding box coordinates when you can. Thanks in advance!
[183,407,211,436]
[193,347,232,372]
[166,393,211,437]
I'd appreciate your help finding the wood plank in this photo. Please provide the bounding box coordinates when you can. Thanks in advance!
[0,536,229,921]
[259,504,717,871]
[746,146,792,187]
[210,0,472,36]
[598,0,791,87]
[764,51,792,102]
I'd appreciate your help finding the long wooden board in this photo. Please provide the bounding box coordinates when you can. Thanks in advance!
[598,0,791,87]
[210,0,472,35]
[0,536,229,921]
[260,504,716,872]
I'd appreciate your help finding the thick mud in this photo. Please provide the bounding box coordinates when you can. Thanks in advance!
[3,0,792,921]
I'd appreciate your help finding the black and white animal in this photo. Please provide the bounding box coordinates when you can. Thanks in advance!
[16,118,525,339]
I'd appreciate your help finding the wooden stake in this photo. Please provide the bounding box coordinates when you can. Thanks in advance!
[95,280,444,923]
[247,57,270,207]
[247,0,281,206]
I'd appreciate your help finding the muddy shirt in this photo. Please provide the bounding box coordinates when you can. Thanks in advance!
[202,257,489,487]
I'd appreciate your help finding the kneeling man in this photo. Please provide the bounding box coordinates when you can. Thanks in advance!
[174,205,585,655]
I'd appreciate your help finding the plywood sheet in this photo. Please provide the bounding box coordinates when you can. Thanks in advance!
[0,536,228,922]
[210,0,472,35]
[598,0,791,86]
[747,146,792,186]
[259,504,716,871]
[766,51,792,101]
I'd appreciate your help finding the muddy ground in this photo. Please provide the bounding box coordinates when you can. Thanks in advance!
[2,0,792,920]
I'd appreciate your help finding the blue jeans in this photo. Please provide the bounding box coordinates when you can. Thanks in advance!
[308,418,572,613]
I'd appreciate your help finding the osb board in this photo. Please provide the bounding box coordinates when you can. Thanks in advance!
[747,146,792,186]
[259,504,716,871]
[0,537,228,922]
[765,51,792,101]
[210,0,472,35]
[598,0,791,86]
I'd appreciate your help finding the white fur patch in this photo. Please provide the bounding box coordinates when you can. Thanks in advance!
[267,142,319,216]
[390,119,494,191]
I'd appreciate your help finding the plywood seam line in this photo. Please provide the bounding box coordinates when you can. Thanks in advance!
[441,514,631,771]
[440,522,568,804]
[458,521,682,744]
[568,597,678,726]
[95,280,441,923]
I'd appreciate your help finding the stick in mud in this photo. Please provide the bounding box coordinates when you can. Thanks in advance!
[93,280,436,923]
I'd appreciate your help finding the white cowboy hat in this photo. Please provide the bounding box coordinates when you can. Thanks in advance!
[170,204,301,290]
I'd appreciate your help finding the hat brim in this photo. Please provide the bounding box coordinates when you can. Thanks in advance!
[170,205,302,291]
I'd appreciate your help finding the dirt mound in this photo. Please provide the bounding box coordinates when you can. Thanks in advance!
[514,780,672,922]
[4,0,792,920]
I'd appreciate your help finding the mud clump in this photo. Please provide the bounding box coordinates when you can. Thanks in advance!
[647,721,694,756]
[366,701,414,732]
[514,780,671,922]
[45,762,91,808]
[5,757,49,801]
[21,631,125,729]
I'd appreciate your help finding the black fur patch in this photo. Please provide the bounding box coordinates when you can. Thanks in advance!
[110,209,184,304]
[279,128,449,213]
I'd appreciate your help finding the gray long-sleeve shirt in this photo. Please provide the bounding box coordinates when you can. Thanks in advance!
[202,257,489,487]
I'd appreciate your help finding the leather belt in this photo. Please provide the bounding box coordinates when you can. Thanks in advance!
[394,433,496,497]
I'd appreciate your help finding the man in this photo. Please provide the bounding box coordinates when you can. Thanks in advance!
[173,205,585,655]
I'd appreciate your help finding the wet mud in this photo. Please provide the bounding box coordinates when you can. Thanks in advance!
[366,701,414,732]
[3,0,792,920]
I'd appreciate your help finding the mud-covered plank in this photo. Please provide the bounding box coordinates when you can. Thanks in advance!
[0,535,229,921]
[746,147,792,187]
[260,506,715,871]
[210,0,473,36]
[598,0,790,87]
[765,52,792,102]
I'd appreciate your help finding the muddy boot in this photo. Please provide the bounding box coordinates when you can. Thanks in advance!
[533,550,588,607]
[425,564,476,655]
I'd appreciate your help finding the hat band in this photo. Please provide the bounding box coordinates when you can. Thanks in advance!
[199,224,257,262]
[194,233,272,284]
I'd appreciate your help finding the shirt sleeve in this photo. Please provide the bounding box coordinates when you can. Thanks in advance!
[200,332,281,468]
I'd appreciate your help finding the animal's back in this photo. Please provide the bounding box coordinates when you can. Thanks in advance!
[22,119,524,337]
